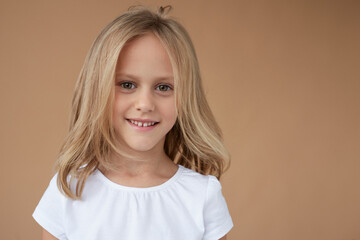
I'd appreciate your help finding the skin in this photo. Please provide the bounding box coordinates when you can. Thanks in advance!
[104,32,179,186]
[41,33,227,240]
[42,229,57,240]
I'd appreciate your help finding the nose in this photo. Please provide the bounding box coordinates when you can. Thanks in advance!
[135,89,155,112]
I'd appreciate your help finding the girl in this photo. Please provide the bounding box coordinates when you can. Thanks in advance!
[33,5,233,240]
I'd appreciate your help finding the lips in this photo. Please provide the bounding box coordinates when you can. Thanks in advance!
[126,118,159,128]
[126,119,159,132]
[126,118,159,124]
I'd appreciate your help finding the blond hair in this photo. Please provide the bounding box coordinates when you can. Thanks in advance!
[56,5,231,199]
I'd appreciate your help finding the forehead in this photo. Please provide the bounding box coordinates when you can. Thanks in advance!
[116,33,173,78]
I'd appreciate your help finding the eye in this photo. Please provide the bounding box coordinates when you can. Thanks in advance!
[119,82,135,89]
[156,84,173,92]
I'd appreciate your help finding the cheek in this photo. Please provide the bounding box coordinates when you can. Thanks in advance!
[160,99,177,121]
[113,94,130,112]
[112,98,128,125]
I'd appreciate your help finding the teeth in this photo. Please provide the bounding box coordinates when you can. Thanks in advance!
[129,120,156,127]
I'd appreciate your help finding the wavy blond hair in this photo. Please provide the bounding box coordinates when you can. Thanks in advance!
[56,5,231,199]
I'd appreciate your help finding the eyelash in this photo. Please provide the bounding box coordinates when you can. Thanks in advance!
[118,81,173,92]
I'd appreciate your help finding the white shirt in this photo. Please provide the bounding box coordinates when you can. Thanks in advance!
[33,164,233,240]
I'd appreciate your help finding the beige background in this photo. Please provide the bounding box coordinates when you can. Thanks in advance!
[1,0,359,239]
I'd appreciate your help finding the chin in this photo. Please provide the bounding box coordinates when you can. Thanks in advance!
[121,136,165,153]
[127,142,158,152]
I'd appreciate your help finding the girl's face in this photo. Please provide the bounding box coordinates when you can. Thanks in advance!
[113,33,177,154]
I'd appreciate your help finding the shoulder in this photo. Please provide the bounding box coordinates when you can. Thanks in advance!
[35,172,75,205]
[45,173,66,198]
[177,165,222,196]
[178,165,216,184]
[41,169,99,201]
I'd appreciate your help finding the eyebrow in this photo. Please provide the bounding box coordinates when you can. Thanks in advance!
[116,73,174,82]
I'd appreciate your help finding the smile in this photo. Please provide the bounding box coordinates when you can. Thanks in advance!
[126,119,159,128]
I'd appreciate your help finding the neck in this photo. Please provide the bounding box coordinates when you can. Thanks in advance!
[103,139,175,178]
[111,151,171,177]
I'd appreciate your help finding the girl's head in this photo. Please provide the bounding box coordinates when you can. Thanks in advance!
[113,32,177,156]
[57,6,229,199]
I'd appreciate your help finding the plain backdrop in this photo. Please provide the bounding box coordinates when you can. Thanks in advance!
[1,0,359,239]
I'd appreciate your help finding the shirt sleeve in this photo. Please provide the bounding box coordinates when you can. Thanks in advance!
[32,174,67,240]
[203,175,234,240]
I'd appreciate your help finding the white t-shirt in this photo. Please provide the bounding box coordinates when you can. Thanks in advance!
[33,164,233,240]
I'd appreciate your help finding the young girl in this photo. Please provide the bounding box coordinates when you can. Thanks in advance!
[33,6,233,240]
